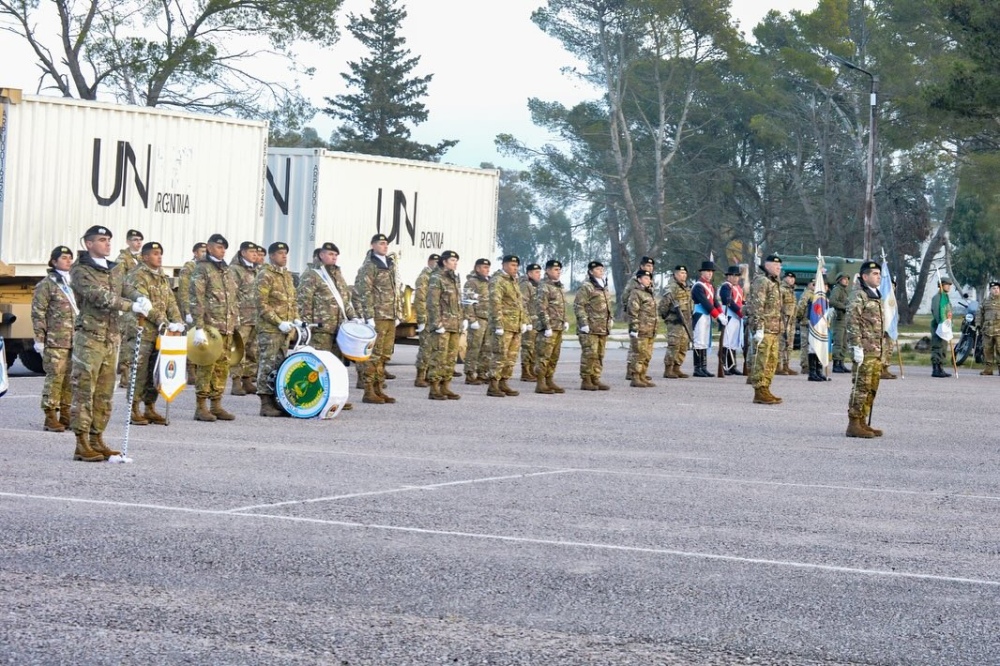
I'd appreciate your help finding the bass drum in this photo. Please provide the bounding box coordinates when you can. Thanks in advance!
[274,347,350,419]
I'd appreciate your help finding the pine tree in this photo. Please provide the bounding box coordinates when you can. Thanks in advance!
[323,0,457,161]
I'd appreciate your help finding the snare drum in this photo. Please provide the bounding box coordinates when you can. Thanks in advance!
[274,347,350,419]
[337,321,377,362]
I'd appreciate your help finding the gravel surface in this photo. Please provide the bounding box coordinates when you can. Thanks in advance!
[1,346,997,665]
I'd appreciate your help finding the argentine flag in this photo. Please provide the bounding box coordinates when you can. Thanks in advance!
[808,262,830,371]
[880,259,899,341]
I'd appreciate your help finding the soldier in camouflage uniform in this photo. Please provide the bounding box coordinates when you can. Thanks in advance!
[426,251,464,400]
[829,273,850,373]
[627,269,658,388]
[519,263,541,382]
[126,242,184,426]
[486,255,528,397]
[623,256,654,380]
[575,260,614,391]
[747,254,784,405]
[69,225,151,462]
[228,241,261,396]
[115,229,144,387]
[463,258,492,385]
[176,242,207,322]
[776,271,799,376]
[298,242,357,410]
[975,281,1000,375]
[189,234,240,422]
[658,265,692,379]
[534,260,568,394]
[844,261,886,438]
[413,253,440,388]
[355,234,401,404]
[796,278,815,374]
[255,241,298,417]
[31,246,77,432]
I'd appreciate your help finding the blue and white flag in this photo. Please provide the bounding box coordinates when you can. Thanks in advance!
[0,335,9,398]
[880,259,899,341]
[808,258,830,371]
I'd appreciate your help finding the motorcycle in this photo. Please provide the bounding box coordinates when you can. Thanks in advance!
[955,294,984,366]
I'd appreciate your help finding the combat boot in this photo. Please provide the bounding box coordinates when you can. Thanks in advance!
[441,380,461,400]
[580,376,598,391]
[487,379,506,397]
[362,383,385,404]
[521,364,536,382]
[211,398,235,421]
[535,375,555,394]
[593,375,610,390]
[259,394,286,416]
[846,418,874,438]
[980,365,994,376]
[630,377,649,388]
[73,432,105,462]
[90,432,120,458]
[880,367,897,379]
[341,402,353,411]
[547,374,565,394]
[498,379,519,396]
[864,421,884,437]
[464,372,481,386]
[674,363,690,379]
[144,401,168,425]
[384,370,397,380]
[230,376,247,396]
[59,403,72,428]
[43,409,66,432]
[373,382,396,404]
[663,364,679,379]
[784,363,799,376]
[414,368,430,388]
[130,400,149,426]
[762,387,783,404]
[118,366,130,389]
[194,397,217,422]
[243,377,258,395]
[931,363,951,378]
[752,388,780,405]
[428,381,446,400]
[833,360,849,373]
[807,355,825,382]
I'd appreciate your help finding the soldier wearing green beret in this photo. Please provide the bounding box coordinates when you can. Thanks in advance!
[519,262,541,382]
[534,259,568,394]
[355,234,402,404]
[575,260,614,391]
[115,229,144,387]
[976,281,1000,375]
[31,246,77,432]
[255,241,298,417]
[426,251,464,400]
[658,265,692,379]
[229,241,262,396]
[844,261,886,438]
[463,257,492,385]
[413,253,440,388]
[627,269,658,387]
[747,254,784,404]
[829,273,851,373]
[624,256,655,381]
[486,255,528,397]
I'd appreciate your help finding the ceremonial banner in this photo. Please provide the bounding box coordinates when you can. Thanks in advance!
[880,259,898,341]
[808,260,830,371]
[156,333,188,401]
[0,336,9,398]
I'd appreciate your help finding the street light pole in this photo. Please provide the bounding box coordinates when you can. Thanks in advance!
[826,54,878,260]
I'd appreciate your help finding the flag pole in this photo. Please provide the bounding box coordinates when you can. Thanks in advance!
[897,343,905,379]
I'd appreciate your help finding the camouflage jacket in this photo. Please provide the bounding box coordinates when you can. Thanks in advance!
[127,263,182,337]
[70,254,142,345]
[520,277,539,327]
[796,286,815,324]
[297,264,356,334]
[489,270,528,331]
[829,282,849,314]
[176,260,197,318]
[747,272,782,334]
[189,258,239,335]
[780,282,797,320]
[427,268,464,332]
[535,277,567,331]
[229,258,261,325]
[355,254,400,321]
[463,272,491,321]
[574,277,613,335]
[620,278,638,316]
[658,278,692,326]
[31,269,77,348]
[116,249,141,274]
[413,266,434,325]
[845,282,884,356]
[256,263,298,334]
[975,295,1000,337]
[627,280,658,338]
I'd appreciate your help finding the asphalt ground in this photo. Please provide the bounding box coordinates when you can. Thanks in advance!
[1,345,998,665]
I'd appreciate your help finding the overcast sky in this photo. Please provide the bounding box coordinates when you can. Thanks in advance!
[2,0,817,169]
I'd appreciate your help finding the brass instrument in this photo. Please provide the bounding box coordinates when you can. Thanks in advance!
[186,326,224,365]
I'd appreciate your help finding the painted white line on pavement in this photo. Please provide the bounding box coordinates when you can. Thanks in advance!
[0,394,41,399]
[223,469,580,513]
[2,490,996,589]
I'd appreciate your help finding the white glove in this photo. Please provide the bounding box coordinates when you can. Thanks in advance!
[351,318,364,325]
[580,325,590,334]
[366,318,376,327]
[416,323,425,333]
[544,329,553,338]
[278,321,293,333]
[136,296,152,310]
[167,322,185,333]
[520,324,528,334]
[629,330,638,338]
[293,318,303,327]
[853,346,864,364]
[395,318,400,326]
[717,313,729,327]
[33,341,44,354]
[526,324,534,331]
[193,328,208,347]
[185,314,194,325]
[563,322,569,332]
[462,320,469,332]
[495,328,504,336]
[435,327,446,334]
[470,321,480,330]
[131,299,151,316]
[753,329,764,344]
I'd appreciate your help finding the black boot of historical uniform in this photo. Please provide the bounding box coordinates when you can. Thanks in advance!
[932,362,951,378]
[831,360,846,373]
[807,354,823,382]
[693,349,712,377]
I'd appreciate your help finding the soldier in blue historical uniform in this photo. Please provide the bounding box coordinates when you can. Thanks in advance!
[689,261,728,378]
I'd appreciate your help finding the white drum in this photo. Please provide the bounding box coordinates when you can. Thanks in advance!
[274,347,350,419]
[337,321,377,362]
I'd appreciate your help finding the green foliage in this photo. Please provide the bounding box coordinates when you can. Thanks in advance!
[323,0,456,162]
[495,168,540,262]
[951,153,1000,287]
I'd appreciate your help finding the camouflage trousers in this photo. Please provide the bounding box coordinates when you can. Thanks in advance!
[535,330,563,378]
[465,319,490,376]
[429,331,461,382]
[254,331,286,397]
[70,333,119,435]
[415,325,431,372]
[662,324,688,370]
[194,334,233,399]
[749,333,779,389]
[579,332,607,379]
[489,330,521,380]
[984,334,1000,369]
[629,336,654,378]
[310,330,346,361]
[230,324,258,381]
[520,327,537,374]
[133,332,161,404]
[848,357,881,420]
[362,319,396,386]
[799,323,810,369]
[41,346,72,412]
[831,316,847,362]
[118,313,137,374]
[778,320,795,367]
[881,335,894,368]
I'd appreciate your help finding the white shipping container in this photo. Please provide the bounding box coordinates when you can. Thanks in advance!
[0,91,268,276]
[263,149,499,289]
